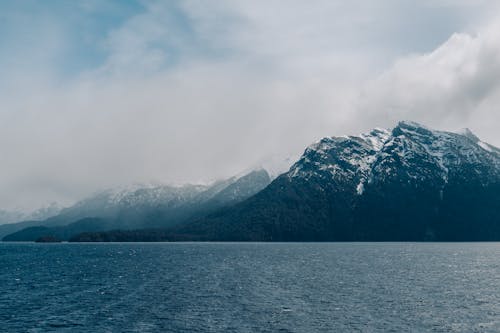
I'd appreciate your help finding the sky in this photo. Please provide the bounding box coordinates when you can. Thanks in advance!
[1,0,500,211]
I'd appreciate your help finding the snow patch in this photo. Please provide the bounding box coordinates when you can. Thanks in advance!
[456,128,480,142]
[478,141,493,153]
[356,182,365,195]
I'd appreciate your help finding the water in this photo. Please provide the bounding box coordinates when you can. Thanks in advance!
[2,243,500,332]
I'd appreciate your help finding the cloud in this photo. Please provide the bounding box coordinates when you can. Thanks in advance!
[0,1,499,210]
[356,21,500,145]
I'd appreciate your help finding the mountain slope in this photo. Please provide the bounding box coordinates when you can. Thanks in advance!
[0,203,61,226]
[173,121,500,241]
[2,218,108,242]
[3,169,271,241]
[0,203,63,239]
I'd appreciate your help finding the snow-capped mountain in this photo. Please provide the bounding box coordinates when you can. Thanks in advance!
[289,121,499,195]
[2,169,271,240]
[0,203,62,225]
[58,168,270,226]
[65,183,209,221]
[7,121,500,242]
[176,121,500,241]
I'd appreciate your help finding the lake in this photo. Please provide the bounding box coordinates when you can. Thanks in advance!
[2,242,500,332]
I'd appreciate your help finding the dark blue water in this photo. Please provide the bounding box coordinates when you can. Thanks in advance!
[2,243,500,332]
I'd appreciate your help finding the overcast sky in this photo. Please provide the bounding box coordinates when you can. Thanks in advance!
[1,0,500,211]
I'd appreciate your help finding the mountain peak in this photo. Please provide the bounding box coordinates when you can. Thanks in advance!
[391,120,435,139]
[397,120,428,129]
[457,127,480,142]
[394,120,431,132]
[173,121,500,242]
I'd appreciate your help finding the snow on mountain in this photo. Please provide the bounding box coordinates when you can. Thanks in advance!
[288,120,500,195]
[1,168,273,241]
[80,183,209,210]
[26,202,63,221]
[36,169,271,228]
[91,169,271,211]
[172,121,500,242]
[0,203,62,225]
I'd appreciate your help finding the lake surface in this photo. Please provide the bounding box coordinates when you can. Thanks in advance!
[2,242,500,332]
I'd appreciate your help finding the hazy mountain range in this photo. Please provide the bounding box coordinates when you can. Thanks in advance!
[3,121,500,242]
[0,203,62,226]
[1,169,271,240]
[165,121,500,241]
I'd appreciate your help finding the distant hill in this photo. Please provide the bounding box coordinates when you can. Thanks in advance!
[3,169,271,241]
[0,203,62,226]
[3,218,106,242]
[0,203,63,239]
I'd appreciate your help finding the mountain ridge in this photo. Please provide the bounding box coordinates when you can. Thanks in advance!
[164,121,500,241]
[5,121,500,242]
[2,169,271,241]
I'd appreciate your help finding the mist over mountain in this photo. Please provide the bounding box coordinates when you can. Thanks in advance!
[2,169,271,241]
[0,203,62,226]
[5,121,500,242]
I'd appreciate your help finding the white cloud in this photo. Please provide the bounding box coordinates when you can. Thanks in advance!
[0,1,499,210]
[357,21,500,145]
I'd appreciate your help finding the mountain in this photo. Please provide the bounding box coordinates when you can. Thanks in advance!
[0,203,61,225]
[0,210,26,225]
[2,169,271,241]
[2,218,107,242]
[0,203,63,239]
[163,121,500,241]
